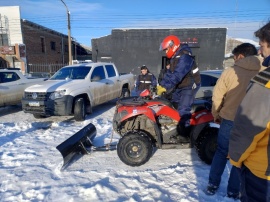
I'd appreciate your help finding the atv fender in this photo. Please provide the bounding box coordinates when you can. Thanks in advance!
[191,122,219,146]
[190,122,209,146]
[154,122,162,148]
[56,123,96,169]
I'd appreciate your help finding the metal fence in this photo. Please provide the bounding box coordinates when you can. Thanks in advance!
[28,63,68,77]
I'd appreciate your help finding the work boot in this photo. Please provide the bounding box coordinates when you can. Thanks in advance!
[177,123,188,136]
[169,134,189,143]
[204,183,219,195]
[176,124,190,143]
[226,192,240,200]
[176,135,189,143]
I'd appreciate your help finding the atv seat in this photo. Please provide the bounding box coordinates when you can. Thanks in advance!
[118,96,146,106]
[152,97,175,109]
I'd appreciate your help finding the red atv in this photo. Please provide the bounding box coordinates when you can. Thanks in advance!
[56,88,219,169]
[113,88,219,166]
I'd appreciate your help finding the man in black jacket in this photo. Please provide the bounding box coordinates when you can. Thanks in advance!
[135,65,157,96]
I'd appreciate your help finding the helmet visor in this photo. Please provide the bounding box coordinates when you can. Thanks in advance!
[159,43,166,51]
[159,40,174,51]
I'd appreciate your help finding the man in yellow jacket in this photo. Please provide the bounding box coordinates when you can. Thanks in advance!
[229,21,270,201]
[205,43,264,198]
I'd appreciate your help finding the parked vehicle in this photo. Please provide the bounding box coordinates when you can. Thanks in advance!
[196,70,222,100]
[56,87,219,169]
[22,62,135,121]
[0,68,46,107]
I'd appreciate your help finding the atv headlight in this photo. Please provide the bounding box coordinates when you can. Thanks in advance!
[49,90,66,100]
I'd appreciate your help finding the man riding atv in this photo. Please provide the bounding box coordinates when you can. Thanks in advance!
[157,35,201,142]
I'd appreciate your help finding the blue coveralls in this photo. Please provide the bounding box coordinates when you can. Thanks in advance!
[160,44,197,130]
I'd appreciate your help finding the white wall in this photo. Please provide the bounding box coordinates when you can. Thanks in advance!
[0,6,23,45]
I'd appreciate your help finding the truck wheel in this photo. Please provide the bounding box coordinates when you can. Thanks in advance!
[33,114,46,119]
[74,97,86,121]
[195,127,218,165]
[117,131,153,167]
[86,102,92,114]
[120,88,130,98]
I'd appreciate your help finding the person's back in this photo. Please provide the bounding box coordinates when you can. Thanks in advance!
[212,54,264,121]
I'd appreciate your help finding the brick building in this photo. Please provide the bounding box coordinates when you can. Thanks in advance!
[21,19,70,65]
[0,6,91,74]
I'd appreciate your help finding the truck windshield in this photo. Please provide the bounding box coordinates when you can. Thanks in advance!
[50,66,91,80]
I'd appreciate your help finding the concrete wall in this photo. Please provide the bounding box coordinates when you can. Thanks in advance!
[92,28,227,78]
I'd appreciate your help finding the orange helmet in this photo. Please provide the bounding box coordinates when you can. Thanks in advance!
[160,35,181,58]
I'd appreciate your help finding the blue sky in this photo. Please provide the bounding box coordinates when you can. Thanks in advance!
[1,0,269,46]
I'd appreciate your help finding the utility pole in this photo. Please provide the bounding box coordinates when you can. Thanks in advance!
[60,0,72,65]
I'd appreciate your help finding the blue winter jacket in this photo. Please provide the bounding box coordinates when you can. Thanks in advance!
[160,44,194,90]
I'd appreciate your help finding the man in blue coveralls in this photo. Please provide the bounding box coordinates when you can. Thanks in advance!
[157,35,201,142]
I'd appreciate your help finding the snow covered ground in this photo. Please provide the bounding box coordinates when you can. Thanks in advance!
[0,99,237,202]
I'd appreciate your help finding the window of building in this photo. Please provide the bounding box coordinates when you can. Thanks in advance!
[41,37,45,53]
[65,45,68,53]
[50,41,56,51]
[0,34,9,46]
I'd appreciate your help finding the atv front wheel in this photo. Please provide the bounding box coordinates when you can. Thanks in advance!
[117,132,153,167]
[195,127,218,164]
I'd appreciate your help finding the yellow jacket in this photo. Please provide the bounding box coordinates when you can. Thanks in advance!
[229,66,270,180]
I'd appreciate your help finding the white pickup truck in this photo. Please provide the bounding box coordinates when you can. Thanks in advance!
[0,68,45,107]
[22,62,135,121]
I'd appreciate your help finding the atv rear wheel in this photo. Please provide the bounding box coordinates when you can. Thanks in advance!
[195,127,218,164]
[74,97,86,121]
[117,132,153,167]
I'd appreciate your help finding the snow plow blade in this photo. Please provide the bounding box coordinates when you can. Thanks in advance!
[56,123,96,169]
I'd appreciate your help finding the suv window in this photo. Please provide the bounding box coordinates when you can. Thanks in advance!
[0,72,20,83]
[91,66,106,80]
[105,65,116,77]
[201,74,218,87]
